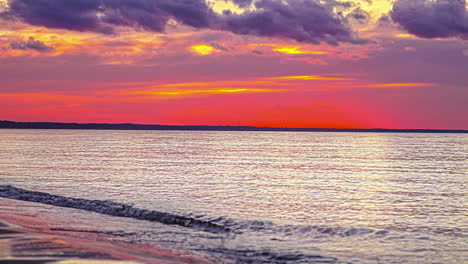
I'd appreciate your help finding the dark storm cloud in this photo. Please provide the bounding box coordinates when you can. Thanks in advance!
[3,0,212,34]
[390,0,468,39]
[2,0,364,45]
[217,0,365,45]
[10,36,54,52]
[5,0,112,33]
[101,0,213,31]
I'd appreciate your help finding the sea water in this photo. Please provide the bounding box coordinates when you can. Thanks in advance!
[0,129,466,263]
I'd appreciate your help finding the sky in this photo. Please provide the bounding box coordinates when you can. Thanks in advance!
[0,0,467,129]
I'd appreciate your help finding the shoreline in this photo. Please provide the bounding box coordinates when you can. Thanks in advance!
[0,198,212,264]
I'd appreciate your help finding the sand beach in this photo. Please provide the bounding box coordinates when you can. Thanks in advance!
[0,198,211,264]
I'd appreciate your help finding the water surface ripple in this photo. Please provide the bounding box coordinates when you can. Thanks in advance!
[0,130,466,263]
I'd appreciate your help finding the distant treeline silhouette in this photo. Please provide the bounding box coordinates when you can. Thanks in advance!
[0,120,466,133]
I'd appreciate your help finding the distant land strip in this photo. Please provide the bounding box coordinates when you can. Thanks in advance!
[0,121,467,133]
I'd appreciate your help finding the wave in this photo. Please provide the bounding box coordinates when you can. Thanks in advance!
[0,185,230,233]
[0,185,394,263]
[0,185,389,239]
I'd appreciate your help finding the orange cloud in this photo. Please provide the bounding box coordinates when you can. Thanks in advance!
[0,25,167,64]
[365,83,435,88]
[127,88,279,97]
[161,80,284,88]
[107,74,357,97]
[271,75,353,81]
[104,74,361,99]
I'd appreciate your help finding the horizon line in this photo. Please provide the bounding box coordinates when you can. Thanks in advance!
[0,120,467,133]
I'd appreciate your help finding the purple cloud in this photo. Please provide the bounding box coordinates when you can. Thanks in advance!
[102,0,213,31]
[210,42,228,51]
[5,0,112,33]
[10,36,54,52]
[346,7,370,24]
[231,0,254,8]
[2,0,364,45]
[217,0,365,45]
[391,0,468,39]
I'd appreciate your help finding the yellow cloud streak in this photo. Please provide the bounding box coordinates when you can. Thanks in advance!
[394,34,414,38]
[273,47,326,55]
[105,74,432,101]
[248,43,328,56]
[271,75,354,81]
[127,88,279,96]
[159,75,350,90]
[366,83,434,88]
[190,45,215,55]
[111,74,354,99]
[161,81,281,88]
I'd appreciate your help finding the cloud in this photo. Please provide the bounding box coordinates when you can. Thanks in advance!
[103,41,132,47]
[5,0,112,34]
[102,0,213,31]
[390,0,468,39]
[210,42,228,51]
[2,0,364,45]
[190,44,215,55]
[10,36,54,52]
[252,49,263,55]
[217,0,365,45]
[364,83,435,88]
[3,0,213,34]
[231,0,254,8]
[346,7,370,24]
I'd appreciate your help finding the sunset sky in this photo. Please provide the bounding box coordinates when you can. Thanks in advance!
[1,0,467,129]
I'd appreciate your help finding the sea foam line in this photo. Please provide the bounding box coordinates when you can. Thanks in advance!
[0,185,230,233]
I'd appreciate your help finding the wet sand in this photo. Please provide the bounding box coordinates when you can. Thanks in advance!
[0,198,211,264]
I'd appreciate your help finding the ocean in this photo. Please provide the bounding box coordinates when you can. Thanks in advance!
[0,129,466,263]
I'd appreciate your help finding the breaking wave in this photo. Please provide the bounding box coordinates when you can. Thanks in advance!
[0,184,393,263]
[0,185,390,238]
[0,185,229,233]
